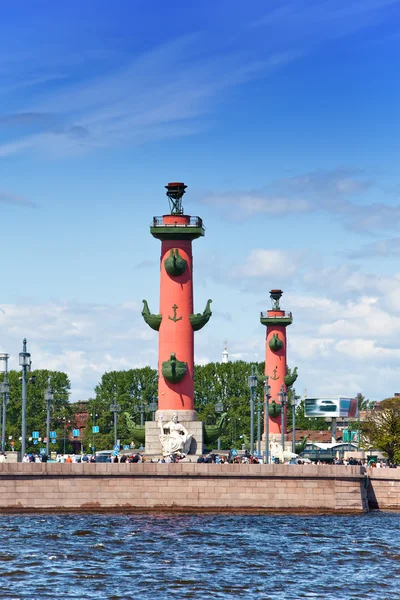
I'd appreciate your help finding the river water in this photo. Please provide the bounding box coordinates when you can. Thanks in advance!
[0,511,399,600]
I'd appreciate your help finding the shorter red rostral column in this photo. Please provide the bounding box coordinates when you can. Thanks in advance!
[260,290,293,436]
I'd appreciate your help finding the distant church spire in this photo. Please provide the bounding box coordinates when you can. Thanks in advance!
[222,341,229,363]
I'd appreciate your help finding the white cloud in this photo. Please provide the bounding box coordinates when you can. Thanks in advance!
[0,300,157,402]
[0,34,300,158]
[203,193,311,219]
[233,249,298,280]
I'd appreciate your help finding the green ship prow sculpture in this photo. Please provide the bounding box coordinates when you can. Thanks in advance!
[203,412,228,446]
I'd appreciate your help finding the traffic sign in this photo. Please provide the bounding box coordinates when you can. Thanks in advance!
[51,440,56,444]
[123,445,130,450]
[33,440,38,445]
[114,444,120,451]
[73,429,79,437]
[32,431,39,439]
[50,431,57,438]
[92,425,99,434]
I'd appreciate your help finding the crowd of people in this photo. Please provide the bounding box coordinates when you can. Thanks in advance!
[0,450,397,467]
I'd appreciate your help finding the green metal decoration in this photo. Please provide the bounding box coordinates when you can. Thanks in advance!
[268,400,282,418]
[189,299,212,331]
[269,333,283,352]
[125,412,145,446]
[256,369,266,384]
[141,300,162,331]
[270,366,279,381]
[168,304,182,323]
[284,367,298,388]
[295,434,309,455]
[164,248,187,276]
[162,353,188,383]
[203,412,228,446]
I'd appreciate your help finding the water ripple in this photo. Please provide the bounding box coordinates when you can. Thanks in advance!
[0,512,399,599]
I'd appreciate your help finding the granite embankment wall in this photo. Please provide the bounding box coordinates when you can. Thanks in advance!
[0,463,368,513]
[367,467,400,510]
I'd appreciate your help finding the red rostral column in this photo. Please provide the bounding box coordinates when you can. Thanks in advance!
[260,290,293,436]
[142,183,211,422]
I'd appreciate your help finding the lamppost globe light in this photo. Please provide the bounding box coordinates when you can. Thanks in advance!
[19,349,31,366]
[45,389,54,403]
[247,375,257,388]
[264,376,271,398]
[0,381,10,395]
[0,353,9,373]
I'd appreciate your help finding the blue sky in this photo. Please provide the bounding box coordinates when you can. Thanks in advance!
[1,0,400,402]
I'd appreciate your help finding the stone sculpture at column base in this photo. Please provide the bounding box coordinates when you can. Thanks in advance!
[145,412,204,457]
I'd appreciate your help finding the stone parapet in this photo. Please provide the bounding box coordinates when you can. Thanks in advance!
[0,463,368,513]
[367,467,400,509]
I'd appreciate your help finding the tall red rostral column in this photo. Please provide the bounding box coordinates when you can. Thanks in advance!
[142,183,212,426]
[260,290,294,437]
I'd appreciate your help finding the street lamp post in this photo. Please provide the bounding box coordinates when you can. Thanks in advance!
[264,377,271,464]
[44,380,54,458]
[134,401,146,426]
[0,354,10,453]
[19,338,31,460]
[62,418,71,455]
[148,397,158,421]
[290,387,296,455]
[109,397,121,448]
[227,417,241,448]
[215,401,224,450]
[91,412,98,455]
[247,365,257,455]
[278,384,287,462]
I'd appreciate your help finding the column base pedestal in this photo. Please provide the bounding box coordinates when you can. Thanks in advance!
[155,409,198,422]
[145,420,204,457]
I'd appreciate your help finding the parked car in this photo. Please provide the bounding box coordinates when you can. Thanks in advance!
[95,450,115,463]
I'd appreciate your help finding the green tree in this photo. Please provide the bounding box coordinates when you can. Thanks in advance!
[356,393,375,412]
[0,369,71,454]
[194,360,264,449]
[88,367,158,450]
[362,397,400,463]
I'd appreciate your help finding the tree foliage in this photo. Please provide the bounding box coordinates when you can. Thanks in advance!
[362,397,400,463]
[1,361,342,455]
[0,369,71,454]
[85,367,158,451]
[194,360,265,449]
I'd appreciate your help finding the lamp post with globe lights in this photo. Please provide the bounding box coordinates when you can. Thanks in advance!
[290,388,297,455]
[109,396,121,448]
[0,354,10,453]
[278,384,288,461]
[44,380,54,457]
[19,339,31,459]
[264,376,271,464]
[247,365,257,455]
